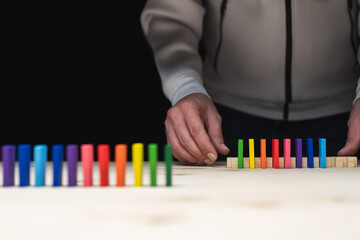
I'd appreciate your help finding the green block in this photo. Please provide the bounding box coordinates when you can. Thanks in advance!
[238,139,243,169]
[164,144,172,187]
[148,144,158,187]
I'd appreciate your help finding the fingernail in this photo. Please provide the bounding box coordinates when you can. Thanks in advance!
[221,143,230,151]
[207,153,217,161]
[204,159,214,165]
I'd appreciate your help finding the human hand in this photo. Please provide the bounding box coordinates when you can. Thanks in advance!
[165,93,230,165]
[338,98,360,156]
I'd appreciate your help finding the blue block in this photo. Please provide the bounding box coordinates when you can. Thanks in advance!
[319,138,326,168]
[34,145,48,187]
[306,138,314,168]
[18,144,31,187]
[52,145,64,187]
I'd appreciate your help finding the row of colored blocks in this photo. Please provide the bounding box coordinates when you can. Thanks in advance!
[1,143,172,187]
[236,138,327,169]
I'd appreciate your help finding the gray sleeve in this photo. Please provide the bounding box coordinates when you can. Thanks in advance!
[141,0,210,105]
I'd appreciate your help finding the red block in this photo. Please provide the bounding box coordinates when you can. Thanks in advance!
[98,144,110,187]
[272,139,279,169]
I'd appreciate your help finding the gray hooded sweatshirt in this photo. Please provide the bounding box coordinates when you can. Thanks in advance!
[141,0,360,121]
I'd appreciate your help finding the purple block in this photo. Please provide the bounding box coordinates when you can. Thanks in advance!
[295,138,302,168]
[66,145,78,187]
[3,145,16,187]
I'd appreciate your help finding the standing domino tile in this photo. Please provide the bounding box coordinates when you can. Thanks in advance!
[3,145,16,187]
[319,138,326,168]
[132,143,144,187]
[306,138,314,168]
[18,144,31,187]
[81,144,94,187]
[98,144,110,187]
[284,139,291,168]
[295,138,302,168]
[238,139,243,169]
[249,139,255,169]
[115,144,127,187]
[52,145,64,187]
[148,144,158,187]
[260,139,266,168]
[164,144,173,187]
[67,145,78,187]
[272,139,279,169]
[34,145,48,187]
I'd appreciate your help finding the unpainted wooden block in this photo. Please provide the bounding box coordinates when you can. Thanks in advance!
[290,157,296,168]
[302,157,308,168]
[227,158,232,168]
[255,157,261,168]
[335,157,346,168]
[231,157,238,168]
[326,157,334,168]
[279,157,284,168]
[314,157,320,168]
[243,157,250,168]
[347,157,355,168]
[266,157,273,168]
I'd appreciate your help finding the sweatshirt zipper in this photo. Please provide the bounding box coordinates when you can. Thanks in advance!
[347,0,357,60]
[283,0,293,121]
[213,0,228,73]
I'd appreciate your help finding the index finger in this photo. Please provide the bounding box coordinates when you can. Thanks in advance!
[183,107,218,161]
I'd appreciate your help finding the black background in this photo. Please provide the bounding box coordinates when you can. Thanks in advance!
[0,1,170,147]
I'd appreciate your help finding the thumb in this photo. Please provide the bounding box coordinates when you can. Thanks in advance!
[338,119,360,156]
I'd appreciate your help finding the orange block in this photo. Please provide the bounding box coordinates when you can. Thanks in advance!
[115,144,127,187]
[261,139,266,168]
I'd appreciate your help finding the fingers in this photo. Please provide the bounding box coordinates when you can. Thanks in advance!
[182,105,218,162]
[205,108,230,155]
[165,118,200,164]
[338,113,360,156]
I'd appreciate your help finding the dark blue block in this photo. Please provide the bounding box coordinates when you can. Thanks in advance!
[18,144,31,187]
[306,138,314,168]
[52,145,64,187]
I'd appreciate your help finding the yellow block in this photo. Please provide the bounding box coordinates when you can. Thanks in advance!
[249,139,255,169]
[132,143,144,187]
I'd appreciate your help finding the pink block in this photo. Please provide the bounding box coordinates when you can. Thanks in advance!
[284,139,291,168]
[81,144,94,186]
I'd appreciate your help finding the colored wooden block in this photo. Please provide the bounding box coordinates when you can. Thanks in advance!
[98,144,110,187]
[34,145,48,187]
[260,139,266,168]
[295,138,302,168]
[66,145,78,187]
[238,139,243,169]
[272,139,279,169]
[81,144,94,187]
[314,157,320,168]
[319,138,326,168]
[2,145,16,187]
[115,144,127,187]
[266,157,273,168]
[132,143,144,187]
[306,138,314,168]
[164,144,173,187]
[18,144,31,187]
[249,139,255,169]
[284,139,291,168]
[52,145,64,187]
[279,157,285,168]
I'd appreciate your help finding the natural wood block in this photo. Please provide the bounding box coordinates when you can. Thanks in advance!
[266,157,272,168]
[243,157,250,168]
[347,158,355,168]
[290,157,296,168]
[255,157,261,168]
[279,157,284,168]
[335,157,346,168]
[326,157,334,168]
[314,157,320,168]
[302,157,308,168]
[227,158,232,168]
[347,157,358,167]
[230,157,238,168]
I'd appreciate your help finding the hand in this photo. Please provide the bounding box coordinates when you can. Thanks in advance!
[338,98,360,156]
[165,93,230,165]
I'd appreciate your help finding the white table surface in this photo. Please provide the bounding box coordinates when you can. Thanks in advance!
[0,162,360,240]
